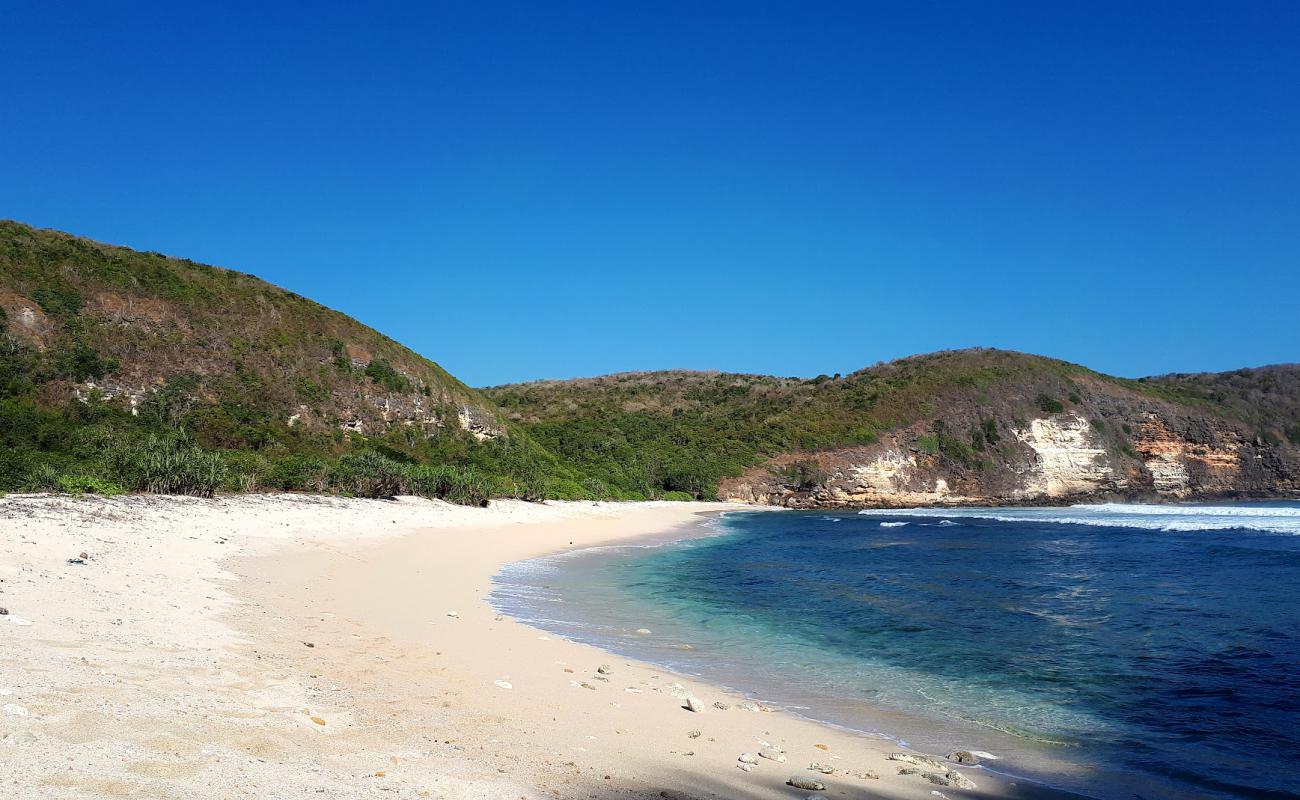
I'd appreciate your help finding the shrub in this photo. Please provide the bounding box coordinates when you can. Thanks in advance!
[407,463,490,506]
[364,359,411,393]
[56,474,125,496]
[1036,394,1064,414]
[330,451,406,498]
[119,434,227,497]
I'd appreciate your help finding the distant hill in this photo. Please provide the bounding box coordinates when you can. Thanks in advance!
[0,220,572,500]
[4,220,1296,506]
[485,350,1300,506]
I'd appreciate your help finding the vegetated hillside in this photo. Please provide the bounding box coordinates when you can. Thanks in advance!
[1141,365,1300,445]
[0,220,579,500]
[485,350,1300,506]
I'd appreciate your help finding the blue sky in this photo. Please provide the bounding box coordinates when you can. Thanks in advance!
[2,2,1296,386]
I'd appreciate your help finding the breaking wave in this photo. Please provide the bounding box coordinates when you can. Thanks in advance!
[856,502,1300,534]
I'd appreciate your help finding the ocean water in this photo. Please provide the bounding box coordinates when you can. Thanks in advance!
[490,502,1300,799]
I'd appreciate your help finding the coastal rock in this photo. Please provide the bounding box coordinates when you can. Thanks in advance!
[738,753,759,765]
[687,730,701,739]
[808,762,835,774]
[889,753,949,772]
[597,664,613,674]
[898,768,976,790]
[0,607,8,615]
[947,750,979,766]
[683,695,703,712]
[712,701,730,710]
[848,770,880,780]
[737,701,761,712]
[737,762,754,772]
[758,748,786,762]
[787,777,825,790]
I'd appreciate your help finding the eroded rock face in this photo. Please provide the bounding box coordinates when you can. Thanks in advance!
[1012,414,1123,498]
[719,405,1300,508]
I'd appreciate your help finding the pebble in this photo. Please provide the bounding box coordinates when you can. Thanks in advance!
[580,682,596,690]
[687,730,701,739]
[787,777,825,791]
[712,701,730,710]
[302,641,315,648]
[66,557,85,565]
[494,680,513,689]
[737,763,754,772]
[683,696,702,712]
[808,762,835,774]
[0,607,7,615]
[446,611,459,618]
[2,704,29,717]
[738,753,759,765]
[758,748,786,762]
[597,664,613,674]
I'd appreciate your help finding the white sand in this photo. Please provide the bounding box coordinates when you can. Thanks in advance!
[0,494,1055,799]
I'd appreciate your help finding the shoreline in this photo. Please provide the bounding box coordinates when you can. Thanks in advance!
[1,494,1077,798]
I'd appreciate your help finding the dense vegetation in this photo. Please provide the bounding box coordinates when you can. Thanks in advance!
[3,220,1294,504]
[0,220,592,501]
[487,351,1300,500]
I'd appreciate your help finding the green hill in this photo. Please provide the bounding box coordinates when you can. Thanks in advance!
[486,350,1300,505]
[0,220,575,500]
[4,220,1296,506]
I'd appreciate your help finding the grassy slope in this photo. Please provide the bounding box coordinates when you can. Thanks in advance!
[486,349,1300,500]
[0,220,579,499]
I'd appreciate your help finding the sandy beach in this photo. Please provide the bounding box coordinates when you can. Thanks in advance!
[1,494,1068,799]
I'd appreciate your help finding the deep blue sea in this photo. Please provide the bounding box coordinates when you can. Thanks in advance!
[490,502,1300,799]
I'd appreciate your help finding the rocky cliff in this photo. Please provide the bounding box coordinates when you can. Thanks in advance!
[488,351,1300,506]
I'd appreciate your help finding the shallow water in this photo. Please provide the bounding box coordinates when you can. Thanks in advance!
[490,502,1300,799]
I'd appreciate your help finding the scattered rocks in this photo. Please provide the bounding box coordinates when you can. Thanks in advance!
[737,701,761,712]
[597,664,613,674]
[712,701,730,710]
[888,753,950,772]
[947,750,979,766]
[787,776,825,791]
[808,762,835,774]
[738,753,759,765]
[682,695,702,712]
[758,747,787,762]
[848,770,880,780]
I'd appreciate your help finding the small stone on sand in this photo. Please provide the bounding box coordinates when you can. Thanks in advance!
[787,776,825,790]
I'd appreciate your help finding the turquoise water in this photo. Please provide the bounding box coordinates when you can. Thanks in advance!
[491,502,1300,799]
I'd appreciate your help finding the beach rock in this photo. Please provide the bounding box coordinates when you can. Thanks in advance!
[947,750,979,765]
[446,611,459,618]
[302,641,315,648]
[758,748,786,762]
[899,768,976,790]
[808,762,835,774]
[787,777,825,790]
[687,730,701,739]
[580,682,596,690]
[683,695,702,712]
[712,701,730,710]
[737,701,761,712]
[738,753,759,765]
[79,551,89,560]
[597,664,613,674]
[494,614,504,621]
[0,607,8,615]
[737,762,754,772]
[66,557,85,565]
[848,770,880,780]
[889,753,949,772]
[493,680,513,689]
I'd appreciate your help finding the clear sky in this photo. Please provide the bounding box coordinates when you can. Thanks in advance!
[2,2,1297,386]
